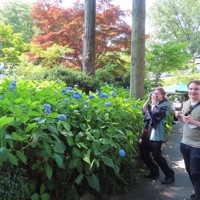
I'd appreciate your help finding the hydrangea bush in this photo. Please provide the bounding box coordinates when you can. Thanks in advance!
[0,79,144,199]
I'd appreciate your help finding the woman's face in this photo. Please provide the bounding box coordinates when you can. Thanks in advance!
[188,83,200,101]
[154,90,163,102]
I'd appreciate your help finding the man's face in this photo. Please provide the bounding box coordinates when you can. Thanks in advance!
[188,83,200,101]
[154,90,163,102]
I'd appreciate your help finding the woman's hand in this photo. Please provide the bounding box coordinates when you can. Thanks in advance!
[151,93,157,105]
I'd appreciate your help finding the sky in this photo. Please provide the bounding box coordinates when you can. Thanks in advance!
[0,0,156,33]
[110,0,156,33]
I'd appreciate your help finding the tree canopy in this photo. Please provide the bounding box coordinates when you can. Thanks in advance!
[150,0,200,55]
[0,0,35,43]
[30,0,131,69]
[146,41,191,86]
[0,21,28,65]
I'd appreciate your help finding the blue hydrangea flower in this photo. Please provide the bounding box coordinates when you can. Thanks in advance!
[44,108,51,114]
[124,99,128,102]
[0,96,4,100]
[110,91,115,97]
[74,110,79,113]
[68,87,73,94]
[118,149,126,157]
[88,95,95,99]
[73,92,82,100]
[9,85,16,90]
[74,92,82,97]
[9,80,16,90]
[100,93,108,99]
[58,114,67,121]
[105,102,111,107]
[43,104,52,114]
[43,104,52,110]
[73,94,80,99]
[61,89,67,94]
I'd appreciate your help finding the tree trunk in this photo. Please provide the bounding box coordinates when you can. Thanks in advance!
[130,0,146,99]
[82,0,96,76]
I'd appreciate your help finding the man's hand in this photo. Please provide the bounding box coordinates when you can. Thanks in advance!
[182,115,193,124]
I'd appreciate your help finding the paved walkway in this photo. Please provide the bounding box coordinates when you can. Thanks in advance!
[119,123,194,200]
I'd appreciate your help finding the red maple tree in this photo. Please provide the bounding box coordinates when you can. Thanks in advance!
[30,0,131,69]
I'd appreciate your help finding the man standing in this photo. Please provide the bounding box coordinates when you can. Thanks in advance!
[176,80,200,200]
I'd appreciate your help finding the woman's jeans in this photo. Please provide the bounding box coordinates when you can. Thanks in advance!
[180,142,200,200]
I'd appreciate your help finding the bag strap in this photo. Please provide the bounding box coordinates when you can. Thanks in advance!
[185,102,200,116]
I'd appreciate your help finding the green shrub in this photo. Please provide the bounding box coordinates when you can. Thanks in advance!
[0,79,144,199]
[16,66,100,94]
[0,163,31,200]
[95,65,115,84]
[95,64,130,88]
[164,108,174,141]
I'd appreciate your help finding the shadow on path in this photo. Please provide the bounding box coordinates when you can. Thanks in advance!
[119,123,193,200]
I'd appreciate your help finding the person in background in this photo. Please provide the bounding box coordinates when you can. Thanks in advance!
[139,87,175,185]
[175,80,200,200]
[183,93,189,102]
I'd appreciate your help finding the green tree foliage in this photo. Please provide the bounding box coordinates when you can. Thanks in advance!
[0,0,35,43]
[150,0,200,54]
[0,21,28,65]
[27,43,72,68]
[146,41,191,86]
